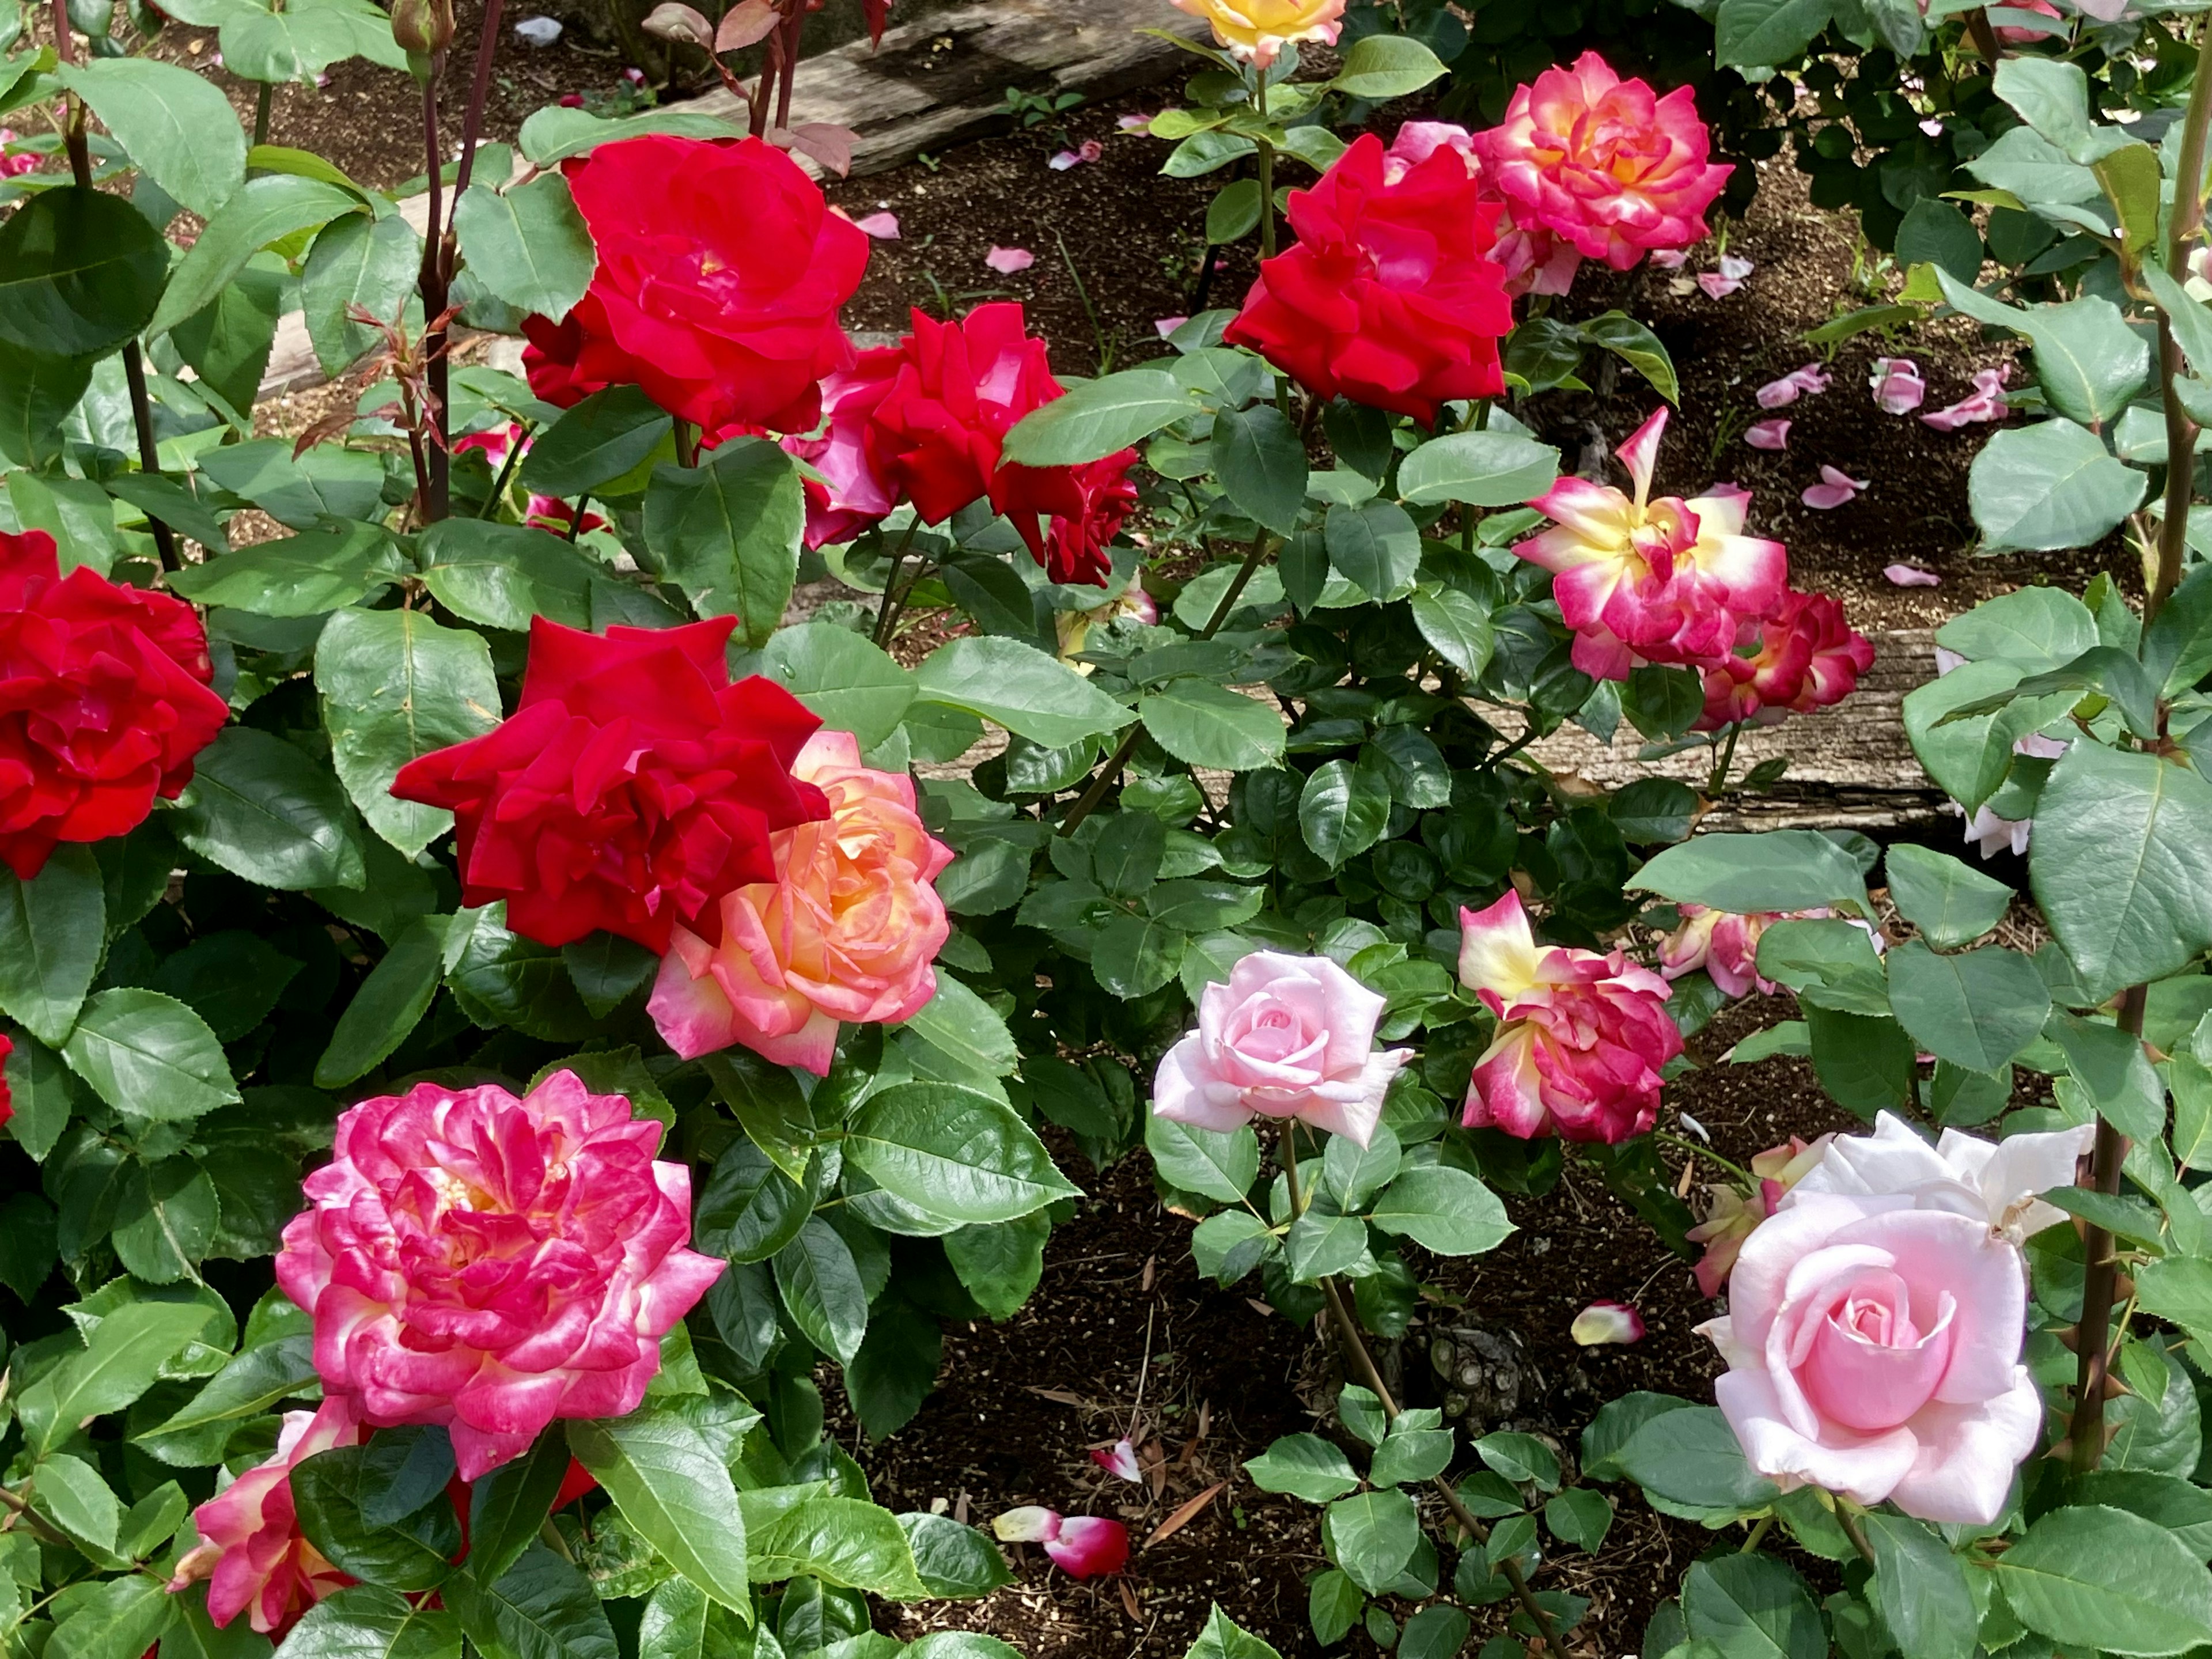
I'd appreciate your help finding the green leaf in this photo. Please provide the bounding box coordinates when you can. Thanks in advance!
[0,186,168,358]
[300,212,421,376]
[2031,741,2212,1002]
[0,846,103,1045]
[1408,584,1494,677]
[643,439,804,648]
[914,636,1131,748]
[112,1157,220,1283]
[17,1298,213,1456]
[1000,370,1200,467]
[1244,1433,1360,1503]
[1215,403,1308,535]
[1144,1112,1259,1203]
[171,725,368,892]
[445,1546,619,1659]
[1994,1505,2212,1656]
[452,175,593,323]
[0,342,95,471]
[150,176,360,339]
[1323,1490,1421,1594]
[291,1445,462,1591]
[1894,198,1983,285]
[1862,1513,1975,1659]
[1396,431,1558,507]
[168,524,406,616]
[317,606,501,858]
[1629,830,1870,915]
[847,1291,941,1440]
[1308,1571,1363,1646]
[2048,1009,2164,1141]
[1139,676,1285,770]
[218,0,410,82]
[1187,1606,1282,1659]
[846,1083,1080,1224]
[1936,272,2149,430]
[772,1216,869,1365]
[1370,1421,1453,1487]
[463,1434,573,1589]
[1883,843,2012,949]
[1285,1210,1369,1281]
[1299,756,1392,865]
[1937,586,2101,669]
[57,58,244,217]
[1804,1005,1918,1116]
[1715,0,1831,63]
[756,624,914,750]
[316,916,448,1089]
[415,518,597,632]
[48,1573,172,1659]
[899,972,1018,1078]
[1543,1488,1612,1553]
[168,275,283,434]
[61,987,239,1123]
[942,1213,1048,1321]
[272,1587,460,1659]
[1682,1553,1825,1659]
[33,1451,120,1552]
[897,1513,1014,1599]
[514,106,743,167]
[195,437,385,530]
[518,385,671,499]
[1611,1405,1778,1518]
[137,1334,317,1464]
[1325,498,1419,601]
[746,1496,927,1596]
[1328,32,1446,97]
[1967,417,2149,553]
[1369,1166,1511,1256]
[1753,918,1890,1016]
[1886,941,2051,1071]
[568,1410,751,1612]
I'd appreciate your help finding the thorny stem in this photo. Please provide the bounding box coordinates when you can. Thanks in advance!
[2153,15,2212,625]
[50,2,178,569]
[418,51,450,522]
[773,0,802,133]
[449,0,506,204]
[1058,531,1277,836]
[2067,982,2143,1475]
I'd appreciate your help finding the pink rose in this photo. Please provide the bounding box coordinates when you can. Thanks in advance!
[1474,51,1730,270]
[650,729,953,1075]
[166,1398,362,1637]
[1700,1114,2091,1522]
[1152,951,1412,1149]
[275,1071,725,1481]
[1694,590,1874,731]
[1457,891,1681,1143]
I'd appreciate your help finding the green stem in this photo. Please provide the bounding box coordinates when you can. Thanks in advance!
[872,516,926,647]
[2067,982,2145,1475]
[1836,1506,1877,1566]
[252,81,272,147]
[1656,1128,1754,1188]
[2153,15,2212,626]
[1707,722,1742,796]
[565,493,590,543]
[1253,75,1276,262]
[476,421,531,517]
[1739,1515,1775,1554]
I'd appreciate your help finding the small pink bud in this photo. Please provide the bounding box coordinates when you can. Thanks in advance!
[1571,1301,1645,1346]
[1153,315,1188,339]
[1090,1438,1140,1482]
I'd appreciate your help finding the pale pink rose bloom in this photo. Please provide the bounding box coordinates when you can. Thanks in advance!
[166,1398,362,1637]
[1514,406,1787,681]
[1745,417,1790,451]
[1801,465,1868,509]
[274,1071,724,1481]
[851,211,901,239]
[1090,1437,1141,1481]
[1167,0,1344,67]
[1571,1301,1645,1344]
[1473,51,1730,270]
[1152,950,1412,1149]
[986,245,1035,274]
[1696,254,1753,298]
[1756,363,1831,408]
[1701,1115,2091,1522]
[992,1508,1130,1577]
[1870,356,1927,414]
[1921,366,2009,431]
[1885,563,1941,586]
[1685,1134,1834,1296]
[651,729,953,1075]
[1459,891,1681,1144]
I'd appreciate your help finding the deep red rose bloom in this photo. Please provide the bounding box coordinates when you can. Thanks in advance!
[0,530,227,880]
[785,303,1134,586]
[1224,130,1512,423]
[390,616,828,953]
[520,135,869,435]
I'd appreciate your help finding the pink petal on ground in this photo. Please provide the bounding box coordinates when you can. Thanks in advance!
[1118,112,1154,131]
[986,246,1036,274]
[1698,253,1754,298]
[1080,139,1103,162]
[1757,363,1832,408]
[852,211,901,239]
[1154,316,1189,338]
[1801,465,1869,509]
[1048,150,1082,171]
[1745,418,1791,451]
[1089,1438,1141,1482]
[1870,356,1927,414]
[1571,1301,1646,1346]
[1043,1517,1130,1579]
[1884,564,1941,587]
[1649,249,1689,269]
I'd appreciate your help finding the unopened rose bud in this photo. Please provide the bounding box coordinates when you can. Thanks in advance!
[391,0,453,54]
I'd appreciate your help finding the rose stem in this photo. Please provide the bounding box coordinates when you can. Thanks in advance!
[1281,1128,1567,1656]
[51,0,178,569]
[2067,981,2145,1475]
[418,46,451,522]
[1058,529,1277,835]
[872,514,926,646]
[2154,16,2212,623]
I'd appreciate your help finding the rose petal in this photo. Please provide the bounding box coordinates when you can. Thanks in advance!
[1154,316,1189,339]
[1571,1301,1645,1345]
[852,211,901,240]
[1745,417,1790,450]
[1884,563,1941,587]
[986,245,1036,274]
[1090,1438,1141,1482]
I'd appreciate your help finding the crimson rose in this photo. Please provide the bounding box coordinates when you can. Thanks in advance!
[521,134,869,435]
[0,529,227,878]
[391,616,827,952]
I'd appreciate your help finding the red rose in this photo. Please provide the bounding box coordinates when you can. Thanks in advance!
[0,530,228,879]
[0,1029,13,1131]
[520,135,869,435]
[785,302,1135,585]
[389,616,828,953]
[1224,130,1512,423]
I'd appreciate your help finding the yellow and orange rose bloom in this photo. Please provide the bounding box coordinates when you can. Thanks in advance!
[1169,0,1344,67]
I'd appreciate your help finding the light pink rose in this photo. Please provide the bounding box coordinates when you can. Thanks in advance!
[1458,890,1681,1143]
[1473,50,1730,270]
[1152,950,1412,1149]
[650,729,953,1075]
[166,1398,362,1637]
[1700,1114,2092,1522]
[275,1071,724,1480]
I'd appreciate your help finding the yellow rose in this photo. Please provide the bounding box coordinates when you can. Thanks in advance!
[1169,0,1344,66]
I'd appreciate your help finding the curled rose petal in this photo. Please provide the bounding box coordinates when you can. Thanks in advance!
[1118,112,1156,131]
[1090,1438,1141,1482]
[851,211,900,239]
[1696,253,1753,298]
[1571,1301,1646,1345]
[1044,1516,1130,1578]
[1756,363,1831,408]
[1745,417,1790,450]
[1649,248,1689,268]
[1921,366,2009,431]
[1048,150,1082,171]
[1884,563,1941,588]
[993,1506,1061,1544]
[1801,465,1868,509]
[1870,356,1927,415]
[986,245,1036,274]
